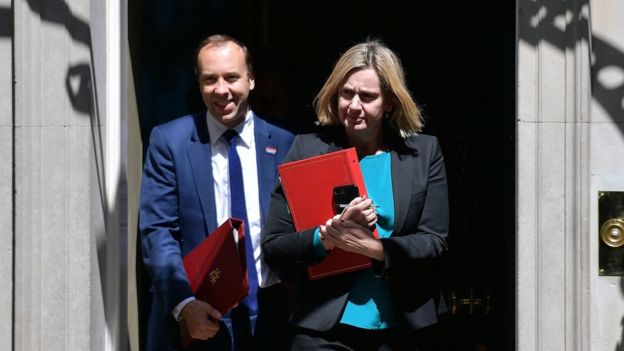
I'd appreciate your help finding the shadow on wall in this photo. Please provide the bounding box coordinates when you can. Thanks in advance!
[519,0,624,127]
[20,0,96,115]
[0,0,96,116]
[0,0,117,346]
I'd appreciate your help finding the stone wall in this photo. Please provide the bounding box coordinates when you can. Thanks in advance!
[10,0,116,349]
[517,0,592,349]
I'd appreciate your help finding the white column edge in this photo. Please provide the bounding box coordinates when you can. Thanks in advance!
[105,0,122,349]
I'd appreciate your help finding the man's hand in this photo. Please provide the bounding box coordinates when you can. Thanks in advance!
[180,300,222,340]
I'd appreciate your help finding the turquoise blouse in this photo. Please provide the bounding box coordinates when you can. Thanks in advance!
[312,151,396,329]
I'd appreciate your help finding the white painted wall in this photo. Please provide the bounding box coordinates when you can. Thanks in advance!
[0,0,13,348]
[589,1,624,350]
[517,0,592,349]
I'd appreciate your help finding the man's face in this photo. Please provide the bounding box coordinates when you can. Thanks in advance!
[197,42,255,128]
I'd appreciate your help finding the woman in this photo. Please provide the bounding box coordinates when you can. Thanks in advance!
[262,40,449,350]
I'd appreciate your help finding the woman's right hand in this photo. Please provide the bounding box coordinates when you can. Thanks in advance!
[322,217,384,260]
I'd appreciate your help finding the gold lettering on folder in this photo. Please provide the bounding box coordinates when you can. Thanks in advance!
[209,267,221,285]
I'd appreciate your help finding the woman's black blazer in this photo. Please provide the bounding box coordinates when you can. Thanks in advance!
[262,131,449,332]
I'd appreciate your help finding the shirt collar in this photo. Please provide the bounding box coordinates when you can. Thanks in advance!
[206,109,255,148]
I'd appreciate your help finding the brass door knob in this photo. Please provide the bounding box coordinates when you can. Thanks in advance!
[600,219,624,248]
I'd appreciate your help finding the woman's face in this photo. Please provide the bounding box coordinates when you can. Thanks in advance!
[337,68,390,140]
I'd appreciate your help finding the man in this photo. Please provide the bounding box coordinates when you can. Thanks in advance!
[140,34,294,350]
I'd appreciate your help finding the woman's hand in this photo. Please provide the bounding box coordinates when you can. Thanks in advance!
[319,218,336,251]
[322,217,384,261]
[339,196,378,228]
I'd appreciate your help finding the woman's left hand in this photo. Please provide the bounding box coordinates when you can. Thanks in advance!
[339,196,377,228]
[322,217,384,261]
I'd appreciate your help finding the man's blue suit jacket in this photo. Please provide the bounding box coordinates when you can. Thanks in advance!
[139,112,294,350]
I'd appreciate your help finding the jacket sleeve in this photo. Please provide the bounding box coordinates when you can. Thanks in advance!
[374,137,449,276]
[139,126,193,315]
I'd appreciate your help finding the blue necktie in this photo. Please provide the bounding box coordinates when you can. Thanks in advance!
[223,129,259,313]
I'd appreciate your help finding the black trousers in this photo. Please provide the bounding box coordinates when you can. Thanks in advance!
[290,323,436,351]
[252,283,291,350]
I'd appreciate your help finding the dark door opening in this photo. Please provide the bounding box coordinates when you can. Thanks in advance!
[130,1,516,349]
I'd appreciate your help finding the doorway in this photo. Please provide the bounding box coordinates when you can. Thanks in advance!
[130,1,516,349]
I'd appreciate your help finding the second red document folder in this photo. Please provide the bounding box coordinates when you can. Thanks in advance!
[183,217,249,314]
[180,218,249,346]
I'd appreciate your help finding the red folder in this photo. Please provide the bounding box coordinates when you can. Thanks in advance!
[278,147,378,279]
[180,218,249,346]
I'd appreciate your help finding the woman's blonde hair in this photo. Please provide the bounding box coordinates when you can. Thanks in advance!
[313,40,423,137]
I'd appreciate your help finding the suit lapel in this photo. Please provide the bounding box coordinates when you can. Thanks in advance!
[186,113,218,233]
[253,114,278,222]
[391,151,413,235]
